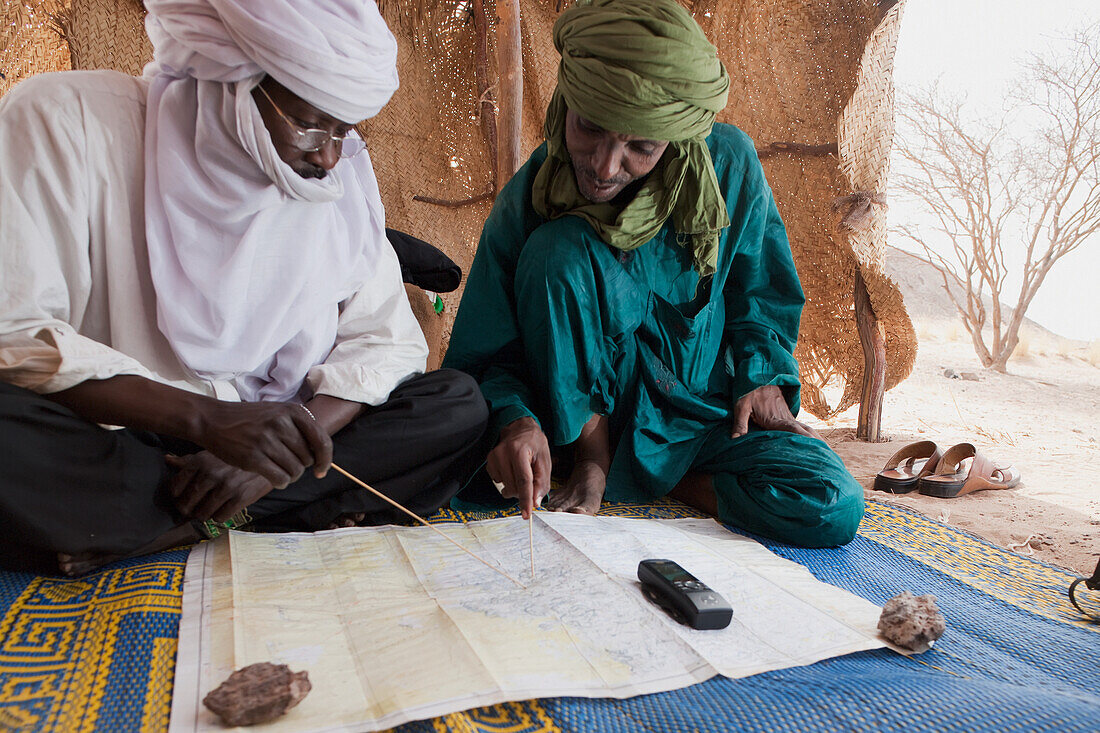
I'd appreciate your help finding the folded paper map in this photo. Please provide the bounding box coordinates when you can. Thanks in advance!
[170,514,889,732]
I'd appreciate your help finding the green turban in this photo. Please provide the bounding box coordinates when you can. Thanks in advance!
[531,0,731,276]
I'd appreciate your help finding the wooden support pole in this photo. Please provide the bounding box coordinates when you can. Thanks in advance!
[494,0,523,189]
[471,0,497,189]
[854,270,887,442]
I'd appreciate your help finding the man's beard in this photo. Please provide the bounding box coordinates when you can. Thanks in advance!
[575,166,631,189]
[293,162,327,180]
[575,167,632,202]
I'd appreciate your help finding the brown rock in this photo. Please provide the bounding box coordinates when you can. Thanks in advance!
[877,591,946,652]
[203,662,311,727]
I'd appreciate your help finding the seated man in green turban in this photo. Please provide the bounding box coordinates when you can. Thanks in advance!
[443,0,863,548]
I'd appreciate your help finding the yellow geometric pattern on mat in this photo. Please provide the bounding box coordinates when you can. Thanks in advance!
[859,501,1096,632]
[0,561,183,732]
[142,637,178,731]
[432,700,561,733]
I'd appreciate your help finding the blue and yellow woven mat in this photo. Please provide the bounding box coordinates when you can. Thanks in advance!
[1,500,1097,732]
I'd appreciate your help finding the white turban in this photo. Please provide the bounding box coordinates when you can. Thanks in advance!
[144,0,398,122]
[141,0,399,403]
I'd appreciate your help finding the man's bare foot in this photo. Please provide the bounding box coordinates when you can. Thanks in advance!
[327,512,366,530]
[546,414,611,515]
[56,522,201,577]
[547,458,607,514]
[58,551,123,577]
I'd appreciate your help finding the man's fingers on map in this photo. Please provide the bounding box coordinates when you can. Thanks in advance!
[485,456,516,498]
[497,478,519,500]
[509,454,535,518]
[488,452,542,519]
[531,453,550,510]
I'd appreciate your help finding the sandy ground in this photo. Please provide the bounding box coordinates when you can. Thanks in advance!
[804,321,1100,577]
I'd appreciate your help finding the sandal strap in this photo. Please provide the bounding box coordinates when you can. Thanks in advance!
[933,443,1008,483]
[882,441,941,473]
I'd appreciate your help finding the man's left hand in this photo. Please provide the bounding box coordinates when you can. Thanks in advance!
[731,385,822,441]
[166,451,274,523]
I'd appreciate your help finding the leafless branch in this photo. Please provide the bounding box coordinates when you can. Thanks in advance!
[891,23,1100,371]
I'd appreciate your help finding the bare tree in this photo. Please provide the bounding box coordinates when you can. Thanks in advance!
[892,24,1100,372]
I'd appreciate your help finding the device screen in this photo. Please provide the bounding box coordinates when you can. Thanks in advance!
[652,560,695,584]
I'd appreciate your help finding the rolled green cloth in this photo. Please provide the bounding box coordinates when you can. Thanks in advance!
[531,0,731,276]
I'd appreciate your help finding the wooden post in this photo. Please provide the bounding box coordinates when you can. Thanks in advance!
[471,0,498,188]
[494,0,523,189]
[412,0,498,208]
[855,270,887,442]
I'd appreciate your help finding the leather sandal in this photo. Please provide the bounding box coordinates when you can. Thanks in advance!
[874,440,943,494]
[917,443,1021,498]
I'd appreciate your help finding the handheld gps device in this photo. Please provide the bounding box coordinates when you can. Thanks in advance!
[637,559,733,630]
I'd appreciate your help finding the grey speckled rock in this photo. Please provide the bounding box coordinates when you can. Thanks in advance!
[877,591,946,652]
[203,662,311,727]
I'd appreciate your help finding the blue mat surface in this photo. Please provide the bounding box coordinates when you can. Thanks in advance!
[1,500,1096,732]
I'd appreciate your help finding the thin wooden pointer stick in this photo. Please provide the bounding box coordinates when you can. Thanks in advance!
[528,489,548,581]
[298,407,523,588]
[330,463,526,589]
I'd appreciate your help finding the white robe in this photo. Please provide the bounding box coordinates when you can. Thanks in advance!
[0,70,427,405]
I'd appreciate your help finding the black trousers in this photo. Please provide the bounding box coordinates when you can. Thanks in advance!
[0,369,487,570]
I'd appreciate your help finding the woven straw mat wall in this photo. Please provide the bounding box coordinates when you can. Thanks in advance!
[0,1,70,98]
[698,0,914,416]
[0,0,916,418]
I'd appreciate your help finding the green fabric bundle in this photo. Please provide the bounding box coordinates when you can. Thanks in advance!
[531,0,731,276]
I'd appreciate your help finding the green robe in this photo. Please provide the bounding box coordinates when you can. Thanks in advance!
[445,124,862,547]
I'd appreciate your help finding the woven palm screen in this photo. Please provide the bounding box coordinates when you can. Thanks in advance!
[0,0,916,420]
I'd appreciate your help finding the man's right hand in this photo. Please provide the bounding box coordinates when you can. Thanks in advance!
[194,401,333,489]
[166,451,274,522]
[487,417,551,519]
[45,375,333,489]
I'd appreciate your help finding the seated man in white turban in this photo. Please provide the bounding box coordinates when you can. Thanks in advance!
[0,0,487,575]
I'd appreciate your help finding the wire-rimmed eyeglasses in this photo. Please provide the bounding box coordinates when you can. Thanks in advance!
[256,84,366,159]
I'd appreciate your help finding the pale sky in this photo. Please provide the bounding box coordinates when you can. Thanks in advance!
[891,0,1100,341]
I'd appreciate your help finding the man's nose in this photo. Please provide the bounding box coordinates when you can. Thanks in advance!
[592,142,623,181]
[306,138,341,171]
